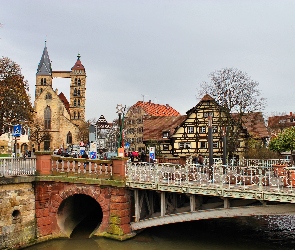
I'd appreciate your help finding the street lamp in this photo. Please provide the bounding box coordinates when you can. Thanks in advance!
[116,104,126,151]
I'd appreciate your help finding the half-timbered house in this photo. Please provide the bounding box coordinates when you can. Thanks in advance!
[170,94,268,160]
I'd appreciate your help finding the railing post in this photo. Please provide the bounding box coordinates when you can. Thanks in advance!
[35,151,52,175]
[112,157,128,180]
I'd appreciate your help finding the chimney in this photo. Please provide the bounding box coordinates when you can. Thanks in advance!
[166,104,170,108]
[290,112,293,117]
[149,100,151,104]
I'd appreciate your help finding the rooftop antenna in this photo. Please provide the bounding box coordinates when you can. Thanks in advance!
[141,94,148,103]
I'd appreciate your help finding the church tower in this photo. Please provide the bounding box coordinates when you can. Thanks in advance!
[35,41,53,98]
[69,54,86,127]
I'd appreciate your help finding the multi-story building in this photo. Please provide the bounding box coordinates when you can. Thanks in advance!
[33,42,86,151]
[124,100,180,152]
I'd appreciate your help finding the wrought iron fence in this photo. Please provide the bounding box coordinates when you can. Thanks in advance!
[0,157,36,177]
[125,161,295,193]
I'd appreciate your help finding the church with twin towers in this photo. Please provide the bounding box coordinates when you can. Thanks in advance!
[34,42,86,151]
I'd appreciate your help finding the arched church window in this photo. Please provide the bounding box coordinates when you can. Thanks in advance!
[44,106,51,129]
[74,88,77,96]
[74,99,77,106]
[40,88,43,93]
[74,112,76,119]
[41,78,46,85]
[77,112,80,119]
[74,78,77,85]
[77,89,81,96]
[67,132,72,144]
[77,78,81,86]
[78,99,80,106]
[45,92,52,100]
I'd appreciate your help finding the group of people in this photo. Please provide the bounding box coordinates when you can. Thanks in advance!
[127,150,146,162]
[193,154,204,165]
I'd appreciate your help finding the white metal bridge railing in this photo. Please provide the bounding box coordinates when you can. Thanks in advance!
[125,160,295,193]
[0,157,36,177]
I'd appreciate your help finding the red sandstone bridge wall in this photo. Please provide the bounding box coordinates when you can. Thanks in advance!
[35,181,133,241]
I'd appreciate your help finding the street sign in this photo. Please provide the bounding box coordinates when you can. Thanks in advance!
[149,147,155,161]
[13,124,22,137]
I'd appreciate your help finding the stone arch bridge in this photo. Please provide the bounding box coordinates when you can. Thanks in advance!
[1,153,295,248]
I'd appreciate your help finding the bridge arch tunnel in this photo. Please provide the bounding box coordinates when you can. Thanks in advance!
[57,194,103,238]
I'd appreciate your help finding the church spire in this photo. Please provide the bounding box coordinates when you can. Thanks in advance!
[71,53,85,71]
[36,41,52,76]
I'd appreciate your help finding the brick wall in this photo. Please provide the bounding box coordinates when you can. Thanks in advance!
[35,181,133,241]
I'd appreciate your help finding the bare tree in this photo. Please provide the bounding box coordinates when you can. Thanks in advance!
[199,68,266,114]
[29,118,51,151]
[198,68,266,157]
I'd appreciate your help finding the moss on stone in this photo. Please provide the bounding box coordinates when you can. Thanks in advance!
[109,215,121,225]
[108,224,124,235]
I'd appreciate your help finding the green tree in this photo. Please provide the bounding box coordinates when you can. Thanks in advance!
[0,57,33,135]
[198,68,266,157]
[269,127,295,164]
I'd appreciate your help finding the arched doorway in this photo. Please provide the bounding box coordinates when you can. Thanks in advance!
[57,194,103,238]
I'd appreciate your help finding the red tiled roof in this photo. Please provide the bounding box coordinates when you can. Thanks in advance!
[232,112,269,139]
[200,94,215,102]
[71,59,85,71]
[268,113,295,129]
[143,116,186,141]
[132,101,180,116]
[58,92,70,114]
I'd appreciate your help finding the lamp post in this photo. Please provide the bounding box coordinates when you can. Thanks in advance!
[116,104,126,153]
[208,115,213,181]
[222,126,227,165]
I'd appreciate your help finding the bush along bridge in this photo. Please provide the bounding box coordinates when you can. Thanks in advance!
[1,152,295,249]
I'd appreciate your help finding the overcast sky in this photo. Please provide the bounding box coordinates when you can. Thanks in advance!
[1,0,295,123]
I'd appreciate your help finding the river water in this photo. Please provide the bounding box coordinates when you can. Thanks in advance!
[24,215,295,250]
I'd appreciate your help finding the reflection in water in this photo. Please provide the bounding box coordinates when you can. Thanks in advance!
[23,216,295,250]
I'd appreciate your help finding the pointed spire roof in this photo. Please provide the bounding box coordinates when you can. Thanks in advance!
[36,41,52,76]
[71,53,85,71]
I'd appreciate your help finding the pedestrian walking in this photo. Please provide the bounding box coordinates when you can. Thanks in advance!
[82,151,88,169]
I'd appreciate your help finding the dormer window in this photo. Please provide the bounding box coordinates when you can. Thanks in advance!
[163,131,169,138]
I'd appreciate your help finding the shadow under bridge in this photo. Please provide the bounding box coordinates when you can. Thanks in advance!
[57,194,103,238]
[131,189,295,231]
